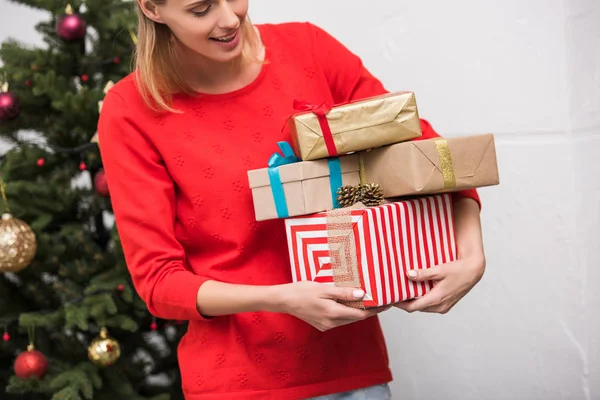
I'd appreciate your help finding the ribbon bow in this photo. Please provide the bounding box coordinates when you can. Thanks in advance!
[268,142,300,218]
[267,141,344,218]
[293,99,332,116]
[268,141,300,169]
[292,99,338,157]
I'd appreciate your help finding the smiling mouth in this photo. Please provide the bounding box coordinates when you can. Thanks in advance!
[210,30,238,43]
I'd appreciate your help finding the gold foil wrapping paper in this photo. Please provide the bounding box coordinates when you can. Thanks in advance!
[288,92,422,161]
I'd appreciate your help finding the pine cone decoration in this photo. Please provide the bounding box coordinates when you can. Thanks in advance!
[336,183,384,208]
[358,183,384,207]
[336,185,361,208]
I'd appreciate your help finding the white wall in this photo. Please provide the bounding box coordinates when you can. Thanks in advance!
[253,2,600,399]
[2,1,598,399]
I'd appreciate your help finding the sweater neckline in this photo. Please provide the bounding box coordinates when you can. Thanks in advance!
[181,24,271,102]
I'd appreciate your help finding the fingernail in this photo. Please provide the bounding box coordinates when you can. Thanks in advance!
[353,289,365,298]
[407,270,417,278]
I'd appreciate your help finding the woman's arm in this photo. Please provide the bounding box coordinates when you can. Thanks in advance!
[452,197,486,263]
[195,280,391,332]
[99,90,212,321]
[394,197,486,314]
[201,197,486,319]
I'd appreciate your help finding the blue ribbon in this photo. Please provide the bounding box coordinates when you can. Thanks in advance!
[268,142,300,218]
[267,142,344,218]
[327,158,343,209]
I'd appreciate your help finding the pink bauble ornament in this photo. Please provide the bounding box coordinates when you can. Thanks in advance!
[57,5,86,42]
[0,84,20,121]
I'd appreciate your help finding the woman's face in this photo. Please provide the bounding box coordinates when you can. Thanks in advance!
[142,0,249,63]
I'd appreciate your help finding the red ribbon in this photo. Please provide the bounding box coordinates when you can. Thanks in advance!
[293,100,338,157]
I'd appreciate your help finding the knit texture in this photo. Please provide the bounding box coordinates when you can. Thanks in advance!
[98,21,479,399]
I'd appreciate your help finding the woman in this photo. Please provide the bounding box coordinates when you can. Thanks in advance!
[97,0,487,398]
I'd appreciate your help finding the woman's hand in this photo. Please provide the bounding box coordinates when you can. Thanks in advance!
[394,255,485,314]
[272,281,391,331]
[395,197,486,314]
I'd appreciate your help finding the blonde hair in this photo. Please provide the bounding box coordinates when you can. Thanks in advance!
[134,2,262,113]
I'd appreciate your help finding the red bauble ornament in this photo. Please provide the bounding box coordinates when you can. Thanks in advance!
[94,168,109,197]
[37,158,45,167]
[117,284,124,292]
[57,5,87,42]
[79,161,87,171]
[3,332,10,341]
[14,345,48,379]
[0,84,20,121]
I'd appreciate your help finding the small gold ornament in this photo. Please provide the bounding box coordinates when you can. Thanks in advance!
[88,327,121,367]
[0,176,36,273]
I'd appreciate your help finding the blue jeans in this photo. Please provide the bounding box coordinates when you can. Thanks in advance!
[309,384,392,400]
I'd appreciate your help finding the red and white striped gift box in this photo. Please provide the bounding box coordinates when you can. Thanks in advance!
[284,194,457,307]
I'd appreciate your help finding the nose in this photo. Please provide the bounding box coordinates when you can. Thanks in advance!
[217,2,240,30]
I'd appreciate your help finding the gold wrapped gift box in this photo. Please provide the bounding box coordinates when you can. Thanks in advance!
[288,92,422,161]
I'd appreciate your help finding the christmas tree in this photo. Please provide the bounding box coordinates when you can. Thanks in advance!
[0,1,186,399]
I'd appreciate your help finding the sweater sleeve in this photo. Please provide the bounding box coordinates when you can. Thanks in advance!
[308,23,481,209]
[97,90,211,321]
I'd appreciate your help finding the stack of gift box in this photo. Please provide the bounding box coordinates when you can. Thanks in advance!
[246,92,499,308]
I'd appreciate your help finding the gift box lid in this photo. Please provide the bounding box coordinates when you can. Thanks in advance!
[247,154,360,189]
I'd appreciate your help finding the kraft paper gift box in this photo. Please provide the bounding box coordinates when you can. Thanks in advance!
[360,133,500,198]
[284,194,457,308]
[288,92,422,161]
[247,142,363,222]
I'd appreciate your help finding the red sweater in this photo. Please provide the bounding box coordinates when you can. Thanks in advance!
[98,22,479,399]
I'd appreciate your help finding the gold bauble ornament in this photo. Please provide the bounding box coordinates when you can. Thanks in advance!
[88,327,121,367]
[0,213,37,273]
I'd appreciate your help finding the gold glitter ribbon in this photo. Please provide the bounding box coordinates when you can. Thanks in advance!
[358,153,367,185]
[434,139,456,189]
